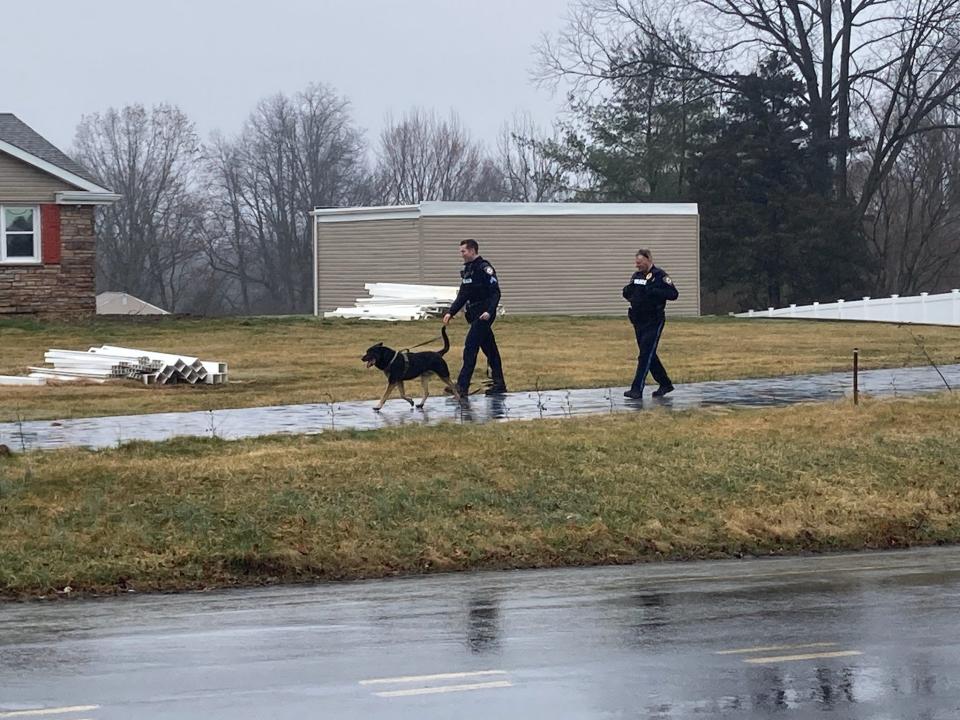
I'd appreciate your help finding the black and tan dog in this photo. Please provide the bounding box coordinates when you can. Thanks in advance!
[362,326,461,410]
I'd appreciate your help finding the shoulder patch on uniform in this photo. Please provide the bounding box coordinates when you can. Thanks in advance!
[664,276,673,285]
[485,265,495,275]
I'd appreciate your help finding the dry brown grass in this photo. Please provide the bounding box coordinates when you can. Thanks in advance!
[1,392,958,597]
[2,314,959,421]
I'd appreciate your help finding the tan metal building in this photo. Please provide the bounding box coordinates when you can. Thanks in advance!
[311,201,699,316]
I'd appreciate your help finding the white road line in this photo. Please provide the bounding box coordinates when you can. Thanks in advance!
[743,650,863,664]
[375,680,513,698]
[716,642,837,655]
[0,707,100,718]
[360,669,507,686]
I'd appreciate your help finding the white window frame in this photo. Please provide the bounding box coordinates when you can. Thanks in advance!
[0,204,42,264]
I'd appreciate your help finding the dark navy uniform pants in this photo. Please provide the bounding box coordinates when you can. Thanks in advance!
[457,317,504,391]
[631,319,671,394]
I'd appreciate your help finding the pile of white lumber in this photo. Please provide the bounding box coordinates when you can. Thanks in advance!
[324,282,504,321]
[23,345,228,386]
[324,283,458,321]
[0,375,47,386]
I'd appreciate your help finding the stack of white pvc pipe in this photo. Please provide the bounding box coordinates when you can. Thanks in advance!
[31,349,162,383]
[0,375,47,386]
[325,282,507,321]
[89,345,228,385]
[23,345,228,386]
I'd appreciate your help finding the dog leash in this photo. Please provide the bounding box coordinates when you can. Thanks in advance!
[398,334,443,353]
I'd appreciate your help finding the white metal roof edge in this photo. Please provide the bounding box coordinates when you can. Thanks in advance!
[420,201,699,216]
[311,204,420,223]
[0,138,112,194]
[311,201,698,223]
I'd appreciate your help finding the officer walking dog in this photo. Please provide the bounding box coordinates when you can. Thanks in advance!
[442,238,507,395]
[622,248,678,399]
[361,326,461,410]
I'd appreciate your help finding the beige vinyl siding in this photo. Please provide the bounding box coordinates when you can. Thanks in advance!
[314,208,700,316]
[420,215,699,316]
[0,152,78,202]
[316,219,421,312]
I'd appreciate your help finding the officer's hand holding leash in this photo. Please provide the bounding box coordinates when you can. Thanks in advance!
[479,312,490,321]
[442,313,452,325]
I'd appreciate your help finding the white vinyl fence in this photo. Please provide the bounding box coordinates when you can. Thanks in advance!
[735,289,960,326]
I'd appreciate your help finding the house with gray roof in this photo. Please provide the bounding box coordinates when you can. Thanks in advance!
[0,114,119,316]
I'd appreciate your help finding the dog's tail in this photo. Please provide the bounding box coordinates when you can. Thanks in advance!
[439,325,450,356]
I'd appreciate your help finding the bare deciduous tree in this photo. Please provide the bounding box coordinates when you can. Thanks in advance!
[200,135,257,314]
[539,0,960,212]
[204,84,369,313]
[860,120,960,294]
[374,109,502,203]
[73,104,203,312]
[496,112,571,201]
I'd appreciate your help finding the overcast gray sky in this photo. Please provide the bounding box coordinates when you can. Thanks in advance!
[9,0,573,153]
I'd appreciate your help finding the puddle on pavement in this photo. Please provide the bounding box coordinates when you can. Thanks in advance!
[1,364,956,452]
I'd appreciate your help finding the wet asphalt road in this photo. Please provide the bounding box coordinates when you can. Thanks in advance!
[2,546,960,719]
[1,363,958,452]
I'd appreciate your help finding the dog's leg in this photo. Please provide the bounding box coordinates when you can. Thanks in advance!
[440,375,462,402]
[398,381,415,407]
[417,376,430,408]
[374,382,396,411]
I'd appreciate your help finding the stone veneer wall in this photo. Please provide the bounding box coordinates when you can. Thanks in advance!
[0,206,96,316]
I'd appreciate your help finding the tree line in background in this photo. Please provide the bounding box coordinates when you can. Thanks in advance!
[73,0,960,315]
[72,94,571,316]
[538,0,960,311]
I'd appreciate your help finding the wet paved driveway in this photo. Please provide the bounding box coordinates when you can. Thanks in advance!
[2,546,960,719]
[1,363,957,452]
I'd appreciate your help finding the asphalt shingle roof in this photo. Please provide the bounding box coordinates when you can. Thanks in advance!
[0,113,102,187]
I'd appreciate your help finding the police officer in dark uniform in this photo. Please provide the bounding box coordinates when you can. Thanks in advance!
[622,248,678,399]
[442,238,507,395]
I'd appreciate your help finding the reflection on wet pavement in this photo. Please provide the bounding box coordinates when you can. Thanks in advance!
[2,547,960,718]
[1,363,957,452]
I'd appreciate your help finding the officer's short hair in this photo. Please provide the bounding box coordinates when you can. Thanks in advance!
[460,238,479,252]
[636,248,652,260]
